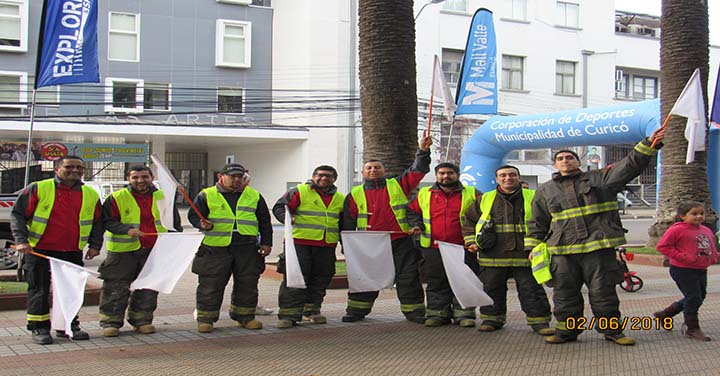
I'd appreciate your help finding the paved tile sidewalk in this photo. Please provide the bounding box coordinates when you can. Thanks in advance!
[2,260,720,375]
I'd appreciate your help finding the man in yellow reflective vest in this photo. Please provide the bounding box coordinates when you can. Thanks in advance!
[407,162,481,328]
[341,134,432,323]
[462,165,553,336]
[99,165,182,337]
[272,165,344,328]
[526,128,664,346]
[11,155,103,345]
[188,163,273,333]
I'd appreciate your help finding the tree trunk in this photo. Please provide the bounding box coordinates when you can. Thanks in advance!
[649,0,712,245]
[358,0,418,176]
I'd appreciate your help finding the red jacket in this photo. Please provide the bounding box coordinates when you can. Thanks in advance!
[343,149,431,240]
[657,222,719,270]
[408,183,480,248]
[11,177,103,252]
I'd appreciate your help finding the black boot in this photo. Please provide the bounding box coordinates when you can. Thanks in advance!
[653,302,682,331]
[55,324,90,340]
[682,313,711,341]
[31,328,54,345]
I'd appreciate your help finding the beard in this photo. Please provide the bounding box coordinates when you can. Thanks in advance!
[438,180,460,188]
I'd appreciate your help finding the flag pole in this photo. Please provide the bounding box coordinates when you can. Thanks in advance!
[444,120,456,162]
[650,113,672,148]
[22,89,39,188]
[426,57,437,138]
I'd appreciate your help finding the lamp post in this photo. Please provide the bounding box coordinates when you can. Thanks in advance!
[415,0,446,20]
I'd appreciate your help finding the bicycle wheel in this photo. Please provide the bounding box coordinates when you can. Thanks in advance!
[620,275,643,292]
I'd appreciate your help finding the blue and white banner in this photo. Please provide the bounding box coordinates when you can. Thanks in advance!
[455,8,497,115]
[35,0,99,88]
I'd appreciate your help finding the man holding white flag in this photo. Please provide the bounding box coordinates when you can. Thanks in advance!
[668,68,707,164]
[272,165,344,328]
[98,165,182,337]
[11,155,103,345]
[407,162,481,328]
[341,134,432,324]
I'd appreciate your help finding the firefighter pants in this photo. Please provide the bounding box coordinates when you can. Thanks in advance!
[420,246,478,322]
[98,248,158,329]
[277,244,336,321]
[345,237,425,320]
[24,250,83,330]
[550,248,624,337]
[478,265,551,327]
[192,244,263,324]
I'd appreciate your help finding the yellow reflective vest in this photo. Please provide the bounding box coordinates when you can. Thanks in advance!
[416,185,476,248]
[292,184,344,244]
[351,179,410,232]
[530,242,552,284]
[106,188,168,252]
[28,179,99,250]
[202,186,260,246]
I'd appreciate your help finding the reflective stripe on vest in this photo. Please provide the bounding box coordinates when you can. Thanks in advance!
[28,179,99,250]
[202,186,260,246]
[292,184,345,244]
[351,179,410,232]
[474,188,535,237]
[106,188,168,252]
[530,242,552,284]
[416,185,476,248]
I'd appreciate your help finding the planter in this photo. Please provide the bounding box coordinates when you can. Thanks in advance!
[0,274,102,311]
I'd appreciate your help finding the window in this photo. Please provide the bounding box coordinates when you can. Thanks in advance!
[615,72,659,100]
[251,0,271,6]
[556,1,579,28]
[216,19,252,68]
[510,0,527,20]
[108,12,139,62]
[105,78,143,113]
[218,87,243,113]
[443,0,467,12]
[0,0,27,52]
[442,49,464,87]
[555,60,576,94]
[28,75,59,106]
[501,55,524,90]
[524,149,549,161]
[143,83,170,111]
[0,70,25,107]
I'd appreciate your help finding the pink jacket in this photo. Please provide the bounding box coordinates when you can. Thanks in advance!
[657,222,719,270]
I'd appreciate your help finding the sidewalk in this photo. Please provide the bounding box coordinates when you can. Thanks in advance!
[2,254,720,375]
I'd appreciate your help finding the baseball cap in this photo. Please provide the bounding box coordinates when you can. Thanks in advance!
[220,163,247,176]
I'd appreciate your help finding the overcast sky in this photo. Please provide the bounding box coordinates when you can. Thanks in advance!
[615,0,718,45]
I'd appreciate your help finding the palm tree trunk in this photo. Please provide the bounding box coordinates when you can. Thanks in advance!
[358,0,418,176]
[649,0,712,245]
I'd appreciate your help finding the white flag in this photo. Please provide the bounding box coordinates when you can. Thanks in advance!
[437,241,492,308]
[341,231,395,293]
[284,206,306,288]
[49,257,98,339]
[130,232,204,294]
[150,153,179,230]
[432,55,458,122]
[669,68,707,163]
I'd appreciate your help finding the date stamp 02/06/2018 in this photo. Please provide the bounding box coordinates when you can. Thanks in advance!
[565,316,673,331]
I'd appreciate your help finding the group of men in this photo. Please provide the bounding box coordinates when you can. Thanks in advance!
[11,127,664,346]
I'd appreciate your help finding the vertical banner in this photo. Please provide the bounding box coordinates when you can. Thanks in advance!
[35,0,100,88]
[455,8,497,115]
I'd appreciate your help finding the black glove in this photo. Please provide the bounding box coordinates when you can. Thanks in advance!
[476,220,497,250]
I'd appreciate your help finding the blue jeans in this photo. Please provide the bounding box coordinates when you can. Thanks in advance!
[669,266,707,315]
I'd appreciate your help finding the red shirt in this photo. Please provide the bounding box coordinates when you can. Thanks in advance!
[408,185,473,248]
[348,171,425,240]
[26,182,100,252]
[110,190,159,249]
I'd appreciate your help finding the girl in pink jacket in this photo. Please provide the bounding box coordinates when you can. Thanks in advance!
[654,201,719,341]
